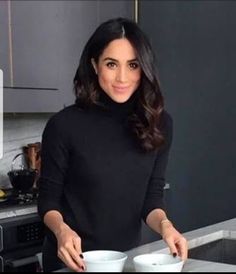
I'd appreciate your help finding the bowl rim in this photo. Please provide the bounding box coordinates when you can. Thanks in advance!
[83,250,128,264]
[133,253,183,266]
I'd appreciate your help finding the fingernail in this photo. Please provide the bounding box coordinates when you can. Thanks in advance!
[173,252,177,257]
[79,253,84,259]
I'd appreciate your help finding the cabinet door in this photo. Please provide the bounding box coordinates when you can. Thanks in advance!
[10,1,105,91]
[10,1,61,89]
[60,0,135,108]
[3,1,135,112]
[0,1,11,87]
[139,0,236,231]
[5,1,100,112]
[98,0,134,23]
[56,1,100,108]
[4,1,64,112]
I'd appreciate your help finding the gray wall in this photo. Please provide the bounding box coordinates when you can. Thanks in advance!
[139,0,236,235]
[0,114,51,188]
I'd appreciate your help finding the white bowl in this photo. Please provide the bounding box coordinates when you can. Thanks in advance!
[83,250,128,272]
[133,253,184,272]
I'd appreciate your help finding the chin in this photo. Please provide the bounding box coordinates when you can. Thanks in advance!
[110,93,133,104]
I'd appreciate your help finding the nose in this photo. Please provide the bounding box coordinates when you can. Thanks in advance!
[116,67,127,83]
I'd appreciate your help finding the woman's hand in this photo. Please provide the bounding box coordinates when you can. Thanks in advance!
[161,221,188,261]
[55,223,86,272]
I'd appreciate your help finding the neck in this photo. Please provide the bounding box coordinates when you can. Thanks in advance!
[97,89,138,118]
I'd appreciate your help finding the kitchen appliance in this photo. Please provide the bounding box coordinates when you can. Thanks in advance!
[23,142,41,189]
[7,153,37,193]
[0,188,44,272]
[23,143,41,171]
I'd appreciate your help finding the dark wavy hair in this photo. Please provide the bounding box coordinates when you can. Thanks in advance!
[74,17,165,152]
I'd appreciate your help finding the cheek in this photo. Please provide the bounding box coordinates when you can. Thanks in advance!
[98,70,114,86]
[132,71,141,84]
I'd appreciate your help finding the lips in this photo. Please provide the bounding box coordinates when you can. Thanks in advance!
[112,85,130,93]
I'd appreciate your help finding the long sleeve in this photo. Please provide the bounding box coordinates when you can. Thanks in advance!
[141,112,173,222]
[36,103,173,252]
[37,114,70,220]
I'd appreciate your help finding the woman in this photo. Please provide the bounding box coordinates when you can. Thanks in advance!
[38,17,188,272]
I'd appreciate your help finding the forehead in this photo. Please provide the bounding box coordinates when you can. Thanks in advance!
[100,38,137,61]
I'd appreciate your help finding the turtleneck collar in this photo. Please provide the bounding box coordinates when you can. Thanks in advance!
[95,89,138,119]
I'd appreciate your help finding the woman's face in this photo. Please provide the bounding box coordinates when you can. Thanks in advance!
[92,38,141,103]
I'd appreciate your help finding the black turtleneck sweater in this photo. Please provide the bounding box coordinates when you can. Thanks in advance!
[38,91,173,252]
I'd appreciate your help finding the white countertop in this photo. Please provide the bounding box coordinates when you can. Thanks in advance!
[56,218,236,272]
[124,218,236,272]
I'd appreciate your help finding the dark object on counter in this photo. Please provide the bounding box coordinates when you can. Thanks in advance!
[8,168,37,192]
[0,187,39,207]
[7,153,37,193]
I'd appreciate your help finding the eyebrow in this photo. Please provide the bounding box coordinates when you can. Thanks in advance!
[102,57,138,63]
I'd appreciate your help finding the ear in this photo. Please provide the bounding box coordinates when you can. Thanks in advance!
[91,58,98,74]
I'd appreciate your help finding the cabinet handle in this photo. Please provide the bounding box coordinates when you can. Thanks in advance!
[6,255,38,268]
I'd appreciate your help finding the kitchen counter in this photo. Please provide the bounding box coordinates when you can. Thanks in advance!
[124,217,236,272]
[56,218,236,272]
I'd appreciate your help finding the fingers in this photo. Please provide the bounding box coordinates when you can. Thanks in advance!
[177,237,188,261]
[165,238,178,257]
[165,236,188,261]
[73,237,86,271]
[73,237,83,258]
[58,236,86,272]
[58,248,84,272]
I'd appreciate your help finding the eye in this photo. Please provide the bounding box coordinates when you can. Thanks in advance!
[129,62,139,70]
[106,62,117,69]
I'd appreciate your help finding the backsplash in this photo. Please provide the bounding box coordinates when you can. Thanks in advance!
[0,113,53,188]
